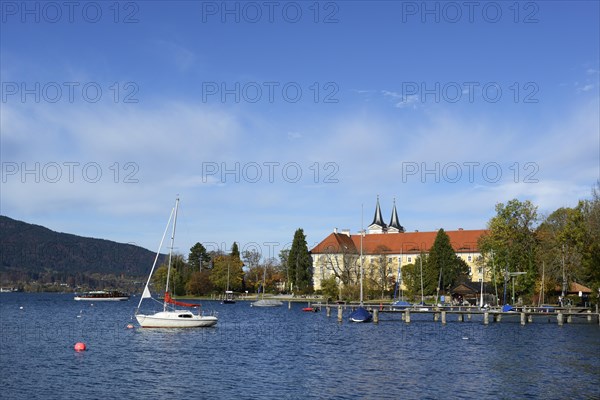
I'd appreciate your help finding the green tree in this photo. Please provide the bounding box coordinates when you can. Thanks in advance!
[426,229,470,297]
[288,228,313,294]
[479,199,539,300]
[400,261,421,299]
[580,181,600,295]
[278,249,290,291]
[319,276,339,301]
[536,206,587,296]
[210,253,244,293]
[152,254,187,296]
[188,242,210,271]
[231,242,241,261]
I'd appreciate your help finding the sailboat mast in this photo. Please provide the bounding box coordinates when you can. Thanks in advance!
[164,197,180,311]
[262,265,267,299]
[226,261,231,291]
[420,255,424,305]
[360,203,364,306]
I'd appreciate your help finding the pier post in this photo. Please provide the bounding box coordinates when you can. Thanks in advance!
[434,312,439,322]
[520,312,526,326]
[441,311,447,325]
[497,314,502,322]
[467,313,472,321]
[337,306,343,322]
[557,312,563,326]
[587,310,591,322]
[404,309,411,323]
[288,301,291,310]
[528,314,533,323]
[484,312,489,325]
[373,309,379,323]
[567,314,572,324]
[457,313,463,322]
[326,306,331,317]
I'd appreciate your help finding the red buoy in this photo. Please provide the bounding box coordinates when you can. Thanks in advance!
[74,342,86,352]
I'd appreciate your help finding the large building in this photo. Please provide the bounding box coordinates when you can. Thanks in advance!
[310,197,488,291]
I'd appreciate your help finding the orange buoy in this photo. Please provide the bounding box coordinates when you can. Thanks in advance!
[74,342,86,352]
[126,323,134,329]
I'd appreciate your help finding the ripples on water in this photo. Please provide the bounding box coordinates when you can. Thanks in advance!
[1,293,598,399]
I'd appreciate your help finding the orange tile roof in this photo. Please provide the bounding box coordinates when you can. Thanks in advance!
[554,282,593,294]
[310,229,486,255]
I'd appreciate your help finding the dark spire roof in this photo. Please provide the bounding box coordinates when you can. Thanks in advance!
[388,198,405,232]
[370,195,386,228]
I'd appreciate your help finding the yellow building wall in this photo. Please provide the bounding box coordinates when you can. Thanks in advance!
[312,251,486,291]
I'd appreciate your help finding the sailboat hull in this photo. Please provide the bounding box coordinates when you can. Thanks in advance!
[135,311,217,328]
[251,299,283,307]
[349,307,372,323]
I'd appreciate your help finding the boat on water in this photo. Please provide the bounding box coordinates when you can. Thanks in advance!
[135,198,217,328]
[222,262,236,304]
[223,290,236,304]
[391,300,411,309]
[74,290,129,301]
[349,208,372,323]
[251,299,283,307]
[349,306,372,323]
[251,263,283,307]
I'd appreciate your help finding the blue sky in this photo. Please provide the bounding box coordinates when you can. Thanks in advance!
[1,1,599,260]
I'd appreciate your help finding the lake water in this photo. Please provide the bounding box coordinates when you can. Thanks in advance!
[1,293,598,399]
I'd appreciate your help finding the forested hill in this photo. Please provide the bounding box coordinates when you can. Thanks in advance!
[0,215,163,288]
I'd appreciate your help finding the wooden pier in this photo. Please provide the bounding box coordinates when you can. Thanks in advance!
[309,302,600,326]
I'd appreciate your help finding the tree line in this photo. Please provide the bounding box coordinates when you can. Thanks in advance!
[151,228,313,297]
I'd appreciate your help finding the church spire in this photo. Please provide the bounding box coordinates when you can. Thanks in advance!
[388,198,404,233]
[368,195,387,234]
[371,195,385,227]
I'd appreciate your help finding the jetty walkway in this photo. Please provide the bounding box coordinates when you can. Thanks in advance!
[307,302,600,326]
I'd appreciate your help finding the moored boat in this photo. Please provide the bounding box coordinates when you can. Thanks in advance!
[74,290,129,301]
[223,290,236,304]
[251,299,283,307]
[349,306,372,323]
[135,198,217,328]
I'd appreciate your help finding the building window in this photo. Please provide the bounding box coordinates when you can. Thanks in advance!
[407,257,412,263]
[467,256,472,262]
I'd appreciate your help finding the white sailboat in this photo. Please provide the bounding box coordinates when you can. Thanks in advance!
[222,262,236,304]
[135,198,218,328]
[251,265,282,307]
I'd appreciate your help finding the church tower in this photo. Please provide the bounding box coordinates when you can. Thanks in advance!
[367,196,387,234]
[387,198,405,233]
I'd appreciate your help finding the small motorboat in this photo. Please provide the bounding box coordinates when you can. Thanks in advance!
[302,307,320,312]
[222,290,236,304]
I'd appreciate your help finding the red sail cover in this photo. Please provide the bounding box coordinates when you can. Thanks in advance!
[164,292,200,308]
